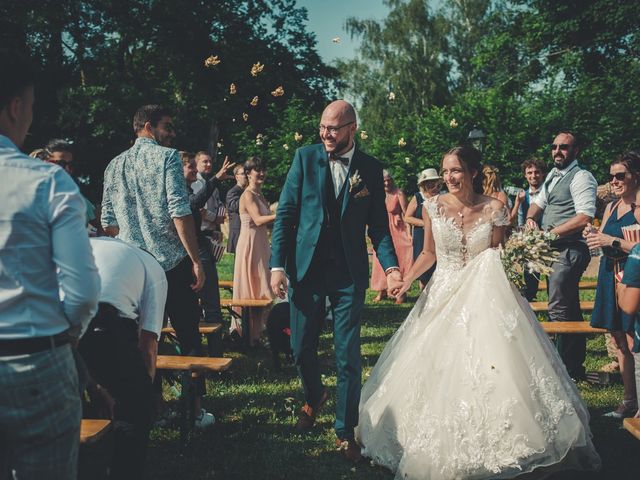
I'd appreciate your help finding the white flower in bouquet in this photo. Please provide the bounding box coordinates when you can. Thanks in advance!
[501,229,559,289]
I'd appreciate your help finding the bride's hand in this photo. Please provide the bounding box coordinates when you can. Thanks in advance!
[393,280,411,299]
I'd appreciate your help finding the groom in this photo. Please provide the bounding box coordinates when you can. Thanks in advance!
[270,100,401,461]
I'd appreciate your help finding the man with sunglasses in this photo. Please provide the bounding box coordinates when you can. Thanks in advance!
[270,100,400,462]
[525,131,597,381]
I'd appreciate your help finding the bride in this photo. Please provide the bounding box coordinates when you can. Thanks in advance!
[356,146,601,479]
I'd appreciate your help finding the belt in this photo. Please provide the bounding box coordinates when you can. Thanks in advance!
[0,331,70,356]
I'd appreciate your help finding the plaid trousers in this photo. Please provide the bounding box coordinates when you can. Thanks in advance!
[0,344,81,480]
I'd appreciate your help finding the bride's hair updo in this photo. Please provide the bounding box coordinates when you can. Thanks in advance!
[442,145,484,194]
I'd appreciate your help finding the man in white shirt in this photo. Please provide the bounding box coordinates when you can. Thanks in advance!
[0,50,100,479]
[526,131,597,380]
[78,237,167,480]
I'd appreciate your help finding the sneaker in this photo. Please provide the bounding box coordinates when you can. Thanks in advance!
[195,408,216,429]
[603,400,638,419]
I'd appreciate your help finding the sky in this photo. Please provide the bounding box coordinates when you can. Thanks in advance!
[296,0,390,65]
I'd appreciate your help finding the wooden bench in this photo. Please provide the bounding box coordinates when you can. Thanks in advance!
[530,301,594,313]
[538,281,597,291]
[80,419,111,445]
[161,323,223,335]
[219,298,272,308]
[156,355,233,448]
[623,418,640,441]
[540,321,607,335]
[219,280,233,290]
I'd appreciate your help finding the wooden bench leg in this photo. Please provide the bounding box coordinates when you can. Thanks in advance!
[178,370,196,451]
[207,331,223,357]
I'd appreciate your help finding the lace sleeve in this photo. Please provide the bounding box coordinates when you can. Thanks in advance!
[423,195,439,220]
[491,205,510,226]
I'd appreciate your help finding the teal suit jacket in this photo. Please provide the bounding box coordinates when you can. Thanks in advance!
[270,144,397,290]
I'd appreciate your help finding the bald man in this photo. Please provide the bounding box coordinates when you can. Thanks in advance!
[270,100,401,461]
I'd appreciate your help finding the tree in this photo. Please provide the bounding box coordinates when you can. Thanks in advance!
[0,0,336,201]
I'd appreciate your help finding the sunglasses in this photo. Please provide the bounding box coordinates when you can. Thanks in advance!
[550,143,572,151]
[608,172,629,182]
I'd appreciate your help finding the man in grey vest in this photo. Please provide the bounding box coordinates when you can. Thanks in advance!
[526,131,597,380]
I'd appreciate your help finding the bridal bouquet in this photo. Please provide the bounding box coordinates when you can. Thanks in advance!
[501,229,559,289]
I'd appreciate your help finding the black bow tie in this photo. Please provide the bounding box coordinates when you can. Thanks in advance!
[329,153,349,166]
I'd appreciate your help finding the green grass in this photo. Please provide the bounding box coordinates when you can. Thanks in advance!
[144,259,638,479]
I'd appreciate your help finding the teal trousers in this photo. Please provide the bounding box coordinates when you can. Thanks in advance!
[289,260,365,441]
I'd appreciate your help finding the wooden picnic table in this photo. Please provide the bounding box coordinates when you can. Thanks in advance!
[530,300,594,313]
[80,419,111,445]
[537,281,597,291]
[623,418,640,441]
[156,355,232,449]
[539,321,606,334]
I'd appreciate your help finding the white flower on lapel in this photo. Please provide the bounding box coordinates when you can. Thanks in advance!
[349,170,362,193]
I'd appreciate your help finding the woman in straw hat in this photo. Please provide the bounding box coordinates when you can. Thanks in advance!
[404,168,442,290]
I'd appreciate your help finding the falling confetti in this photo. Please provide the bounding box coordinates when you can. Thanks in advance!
[450,118,458,128]
[242,112,249,121]
[282,144,289,150]
[404,157,411,164]
[230,83,237,95]
[204,55,220,67]
[271,85,285,97]
[332,37,341,44]
[360,130,368,140]
[398,137,407,147]
[251,62,265,77]
[250,96,259,107]
[255,133,264,146]
[294,132,303,142]
[388,91,396,101]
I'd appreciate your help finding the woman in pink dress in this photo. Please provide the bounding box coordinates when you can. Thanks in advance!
[371,170,414,303]
[232,157,276,346]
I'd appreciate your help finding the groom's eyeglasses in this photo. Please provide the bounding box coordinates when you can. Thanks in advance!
[319,122,354,136]
[608,172,629,182]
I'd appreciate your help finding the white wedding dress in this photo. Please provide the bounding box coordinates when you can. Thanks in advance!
[356,196,601,480]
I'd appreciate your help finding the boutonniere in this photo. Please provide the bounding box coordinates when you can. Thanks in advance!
[349,170,362,193]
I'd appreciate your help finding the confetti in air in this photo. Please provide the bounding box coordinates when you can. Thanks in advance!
[204,55,221,67]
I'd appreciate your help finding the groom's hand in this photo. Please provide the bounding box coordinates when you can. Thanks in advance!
[386,269,403,297]
[270,270,288,299]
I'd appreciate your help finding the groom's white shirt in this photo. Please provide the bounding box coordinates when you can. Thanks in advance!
[329,144,355,197]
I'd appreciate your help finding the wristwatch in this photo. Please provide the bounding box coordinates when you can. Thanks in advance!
[612,239,621,250]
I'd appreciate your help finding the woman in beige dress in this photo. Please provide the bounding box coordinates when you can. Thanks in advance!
[232,157,276,346]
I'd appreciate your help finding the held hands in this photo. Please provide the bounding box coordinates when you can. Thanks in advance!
[270,270,288,299]
[215,156,236,180]
[386,269,404,298]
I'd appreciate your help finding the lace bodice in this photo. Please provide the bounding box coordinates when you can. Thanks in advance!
[424,195,510,271]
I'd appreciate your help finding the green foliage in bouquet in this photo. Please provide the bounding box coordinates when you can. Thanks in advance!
[501,229,559,289]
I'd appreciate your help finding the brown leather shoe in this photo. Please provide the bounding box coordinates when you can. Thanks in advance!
[295,389,329,431]
[335,438,362,462]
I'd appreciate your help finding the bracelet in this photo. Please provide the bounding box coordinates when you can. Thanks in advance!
[385,267,400,276]
[526,217,536,222]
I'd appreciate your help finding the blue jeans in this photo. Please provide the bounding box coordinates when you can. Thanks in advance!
[0,344,81,479]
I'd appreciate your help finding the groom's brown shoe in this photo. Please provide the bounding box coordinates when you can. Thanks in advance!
[335,438,362,463]
[295,389,329,431]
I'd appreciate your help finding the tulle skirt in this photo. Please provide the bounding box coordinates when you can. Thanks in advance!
[356,248,601,480]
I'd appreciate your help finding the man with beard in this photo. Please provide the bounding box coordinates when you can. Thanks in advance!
[102,105,214,426]
[526,131,597,380]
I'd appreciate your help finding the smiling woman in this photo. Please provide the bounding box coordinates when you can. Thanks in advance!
[586,151,640,419]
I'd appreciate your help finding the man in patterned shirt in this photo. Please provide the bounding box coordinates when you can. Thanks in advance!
[101,105,213,426]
